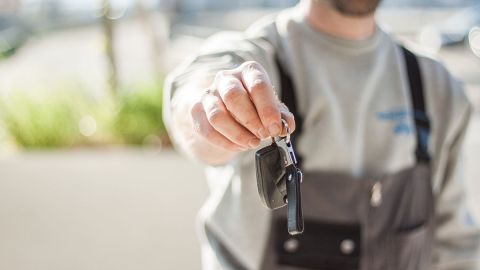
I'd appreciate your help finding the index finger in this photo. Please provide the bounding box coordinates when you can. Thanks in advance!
[238,61,282,137]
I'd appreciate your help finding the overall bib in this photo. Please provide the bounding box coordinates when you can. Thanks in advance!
[259,47,435,270]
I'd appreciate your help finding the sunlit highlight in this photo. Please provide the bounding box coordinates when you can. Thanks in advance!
[469,27,480,58]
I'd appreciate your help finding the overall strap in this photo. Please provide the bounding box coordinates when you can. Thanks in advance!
[401,46,431,163]
[275,46,431,165]
[276,56,304,167]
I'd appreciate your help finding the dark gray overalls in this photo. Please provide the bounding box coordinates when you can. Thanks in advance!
[260,47,435,270]
[208,46,435,270]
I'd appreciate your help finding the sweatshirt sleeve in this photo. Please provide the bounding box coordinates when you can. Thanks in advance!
[426,64,480,269]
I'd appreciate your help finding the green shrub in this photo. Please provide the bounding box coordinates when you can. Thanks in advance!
[113,82,168,145]
[0,81,169,149]
[0,90,84,149]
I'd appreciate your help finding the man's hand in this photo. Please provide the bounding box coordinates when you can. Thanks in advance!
[189,61,296,157]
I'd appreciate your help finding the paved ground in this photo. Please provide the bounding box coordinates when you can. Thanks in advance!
[0,149,208,270]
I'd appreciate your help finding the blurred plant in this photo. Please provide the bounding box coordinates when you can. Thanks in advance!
[0,47,18,60]
[0,90,84,149]
[113,82,168,146]
[0,81,169,150]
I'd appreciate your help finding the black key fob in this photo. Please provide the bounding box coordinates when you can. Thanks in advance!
[255,141,288,210]
[255,120,304,235]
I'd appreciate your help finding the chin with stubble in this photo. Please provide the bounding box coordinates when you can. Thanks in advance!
[314,0,383,16]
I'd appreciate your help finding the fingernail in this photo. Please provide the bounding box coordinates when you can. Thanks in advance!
[258,128,269,139]
[268,123,281,136]
[248,138,260,148]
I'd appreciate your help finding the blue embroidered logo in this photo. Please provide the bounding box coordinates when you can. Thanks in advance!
[376,108,413,135]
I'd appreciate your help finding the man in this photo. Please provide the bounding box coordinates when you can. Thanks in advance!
[163,0,480,269]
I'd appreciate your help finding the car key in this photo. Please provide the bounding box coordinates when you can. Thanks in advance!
[255,120,304,235]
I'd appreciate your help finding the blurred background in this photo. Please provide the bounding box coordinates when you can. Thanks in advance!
[0,0,479,269]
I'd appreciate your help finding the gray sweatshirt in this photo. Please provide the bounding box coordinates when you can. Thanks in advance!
[164,5,480,270]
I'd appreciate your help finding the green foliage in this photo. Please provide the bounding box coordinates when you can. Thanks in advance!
[0,47,18,60]
[0,90,83,149]
[0,81,169,149]
[113,82,166,145]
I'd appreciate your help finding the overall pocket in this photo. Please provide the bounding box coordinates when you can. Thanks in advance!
[390,223,433,270]
[275,218,361,270]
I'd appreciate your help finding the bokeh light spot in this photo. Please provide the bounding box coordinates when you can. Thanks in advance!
[79,115,97,137]
[107,0,128,20]
[469,27,480,58]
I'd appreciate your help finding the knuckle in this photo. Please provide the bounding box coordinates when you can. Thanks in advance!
[244,117,262,131]
[214,70,229,84]
[233,133,250,145]
[241,60,262,71]
[249,79,270,95]
[241,118,254,128]
[222,86,244,104]
[207,109,227,125]
[262,106,280,121]
[190,102,204,118]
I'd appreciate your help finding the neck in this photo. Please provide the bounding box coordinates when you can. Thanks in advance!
[302,0,377,40]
